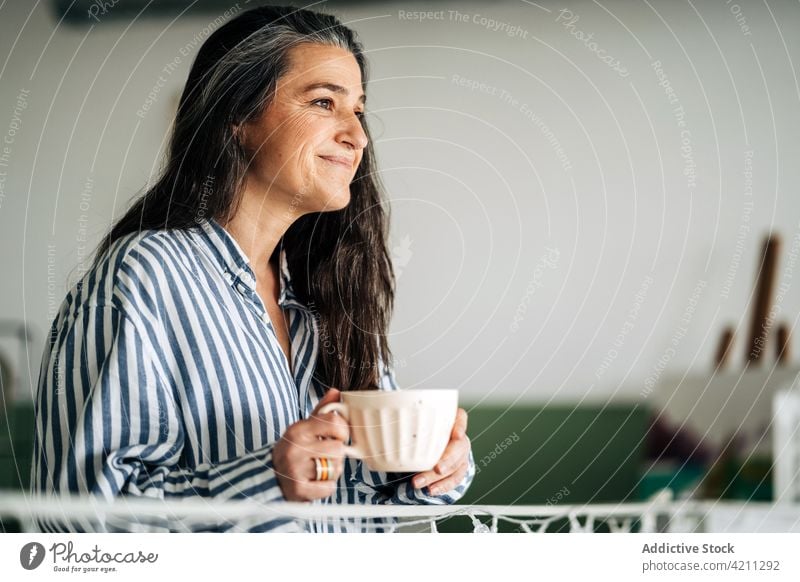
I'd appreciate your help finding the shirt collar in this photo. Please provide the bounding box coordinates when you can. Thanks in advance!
[193,218,299,307]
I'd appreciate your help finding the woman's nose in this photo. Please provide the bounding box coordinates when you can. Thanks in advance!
[339,113,368,151]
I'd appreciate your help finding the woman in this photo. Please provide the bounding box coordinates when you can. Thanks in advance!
[32,5,474,532]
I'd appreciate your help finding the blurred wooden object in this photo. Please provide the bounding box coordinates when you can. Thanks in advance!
[776,323,792,365]
[0,320,35,405]
[714,326,735,369]
[0,350,11,418]
[653,366,800,453]
[746,234,781,364]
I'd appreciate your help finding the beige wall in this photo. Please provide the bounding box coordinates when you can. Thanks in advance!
[1,0,799,403]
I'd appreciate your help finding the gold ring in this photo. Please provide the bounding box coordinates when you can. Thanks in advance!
[314,457,334,481]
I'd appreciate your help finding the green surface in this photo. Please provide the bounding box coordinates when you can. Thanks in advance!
[1,400,34,532]
[0,401,34,489]
[437,403,648,532]
[1,400,650,533]
[638,463,704,501]
[460,403,647,504]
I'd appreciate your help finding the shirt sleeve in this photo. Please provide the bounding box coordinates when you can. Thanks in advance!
[341,358,476,506]
[32,304,296,532]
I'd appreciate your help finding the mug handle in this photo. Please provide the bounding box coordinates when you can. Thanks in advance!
[318,402,363,459]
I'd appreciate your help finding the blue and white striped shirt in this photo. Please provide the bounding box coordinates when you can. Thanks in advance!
[32,218,475,532]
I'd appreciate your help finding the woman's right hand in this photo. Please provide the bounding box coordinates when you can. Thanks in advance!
[273,388,349,501]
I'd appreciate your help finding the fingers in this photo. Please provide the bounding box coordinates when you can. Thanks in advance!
[311,387,341,414]
[411,408,469,488]
[284,409,350,444]
[452,407,468,439]
[276,419,347,466]
[308,411,350,442]
[279,462,340,502]
[275,432,347,464]
[412,433,471,490]
[273,389,352,502]
[301,479,339,500]
[307,455,345,482]
[274,438,346,502]
[296,437,347,460]
[307,388,350,441]
[436,432,471,476]
[424,460,470,496]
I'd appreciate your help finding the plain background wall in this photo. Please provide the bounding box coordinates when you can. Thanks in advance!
[1,0,799,405]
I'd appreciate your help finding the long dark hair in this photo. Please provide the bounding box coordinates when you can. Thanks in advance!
[96,5,395,391]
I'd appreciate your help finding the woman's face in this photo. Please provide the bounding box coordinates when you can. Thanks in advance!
[239,43,369,215]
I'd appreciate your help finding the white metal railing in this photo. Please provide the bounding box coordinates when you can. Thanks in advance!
[1,490,799,533]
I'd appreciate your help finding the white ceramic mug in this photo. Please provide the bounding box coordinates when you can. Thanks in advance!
[318,389,458,472]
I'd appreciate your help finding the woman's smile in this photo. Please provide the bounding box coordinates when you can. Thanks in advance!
[318,154,355,170]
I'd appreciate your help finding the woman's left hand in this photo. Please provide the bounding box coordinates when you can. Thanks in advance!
[412,408,471,496]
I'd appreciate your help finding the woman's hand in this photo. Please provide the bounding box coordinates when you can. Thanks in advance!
[273,388,349,502]
[411,408,471,496]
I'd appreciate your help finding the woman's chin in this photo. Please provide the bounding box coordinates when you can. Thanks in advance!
[320,188,351,211]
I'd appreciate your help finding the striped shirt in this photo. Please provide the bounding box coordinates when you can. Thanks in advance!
[32,218,475,532]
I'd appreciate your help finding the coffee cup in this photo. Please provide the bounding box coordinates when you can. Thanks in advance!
[318,389,458,472]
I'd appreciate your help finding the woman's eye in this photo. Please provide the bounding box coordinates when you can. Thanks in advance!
[314,99,364,120]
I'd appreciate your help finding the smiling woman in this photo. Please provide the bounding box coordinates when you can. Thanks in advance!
[235,43,369,219]
[32,4,475,533]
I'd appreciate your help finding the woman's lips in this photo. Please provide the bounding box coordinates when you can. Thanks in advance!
[319,155,353,170]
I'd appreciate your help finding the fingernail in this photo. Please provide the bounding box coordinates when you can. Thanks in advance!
[414,477,427,489]
[436,462,449,475]
[429,486,441,496]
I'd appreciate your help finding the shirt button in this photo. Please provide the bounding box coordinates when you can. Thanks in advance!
[262,312,271,325]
